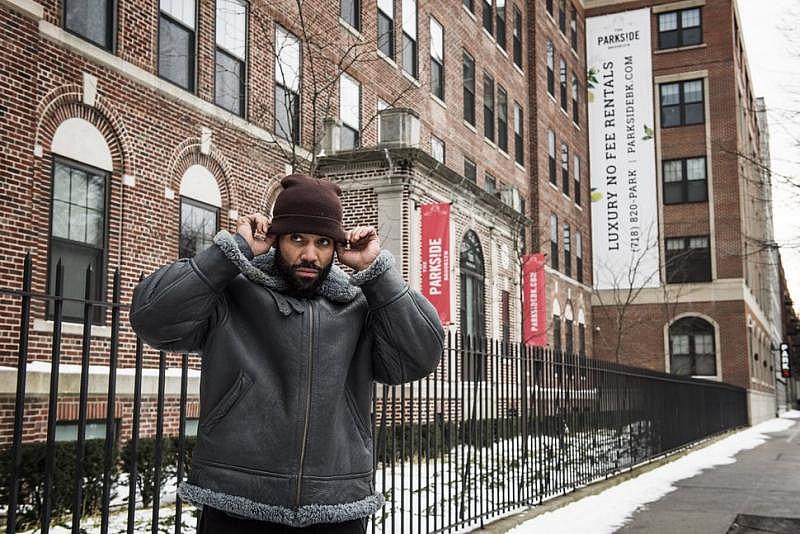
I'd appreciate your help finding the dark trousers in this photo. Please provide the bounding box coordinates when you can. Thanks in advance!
[197,506,367,534]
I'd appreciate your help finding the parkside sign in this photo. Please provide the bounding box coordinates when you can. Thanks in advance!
[587,9,660,290]
[420,203,451,324]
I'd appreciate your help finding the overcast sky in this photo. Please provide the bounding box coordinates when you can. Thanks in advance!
[738,0,800,314]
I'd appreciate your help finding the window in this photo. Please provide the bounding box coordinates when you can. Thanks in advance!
[497,85,508,152]
[546,0,553,16]
[575,231,583,283]
[275,26,301,144]
[565,318,573,355]
[464,0,474,13]
[339,74,361,149]
[513,103,524,166]
[483,73,495,141]
[573,154,581,206]
[578,322,586,356]
[215,0,247,116]
[548,129,556,184]
[663,157,707,204]
[460,231,486,379]
[561,143,569,195]
[431,135,445,163]
[484,173,496,194]
[546,41,554,96]
[669,317,716,376]
[559,57,567,111]
[496,0,506,49]
[430,17,444,100]
[184,418,199,437]
[571,74,579,125]
[553,314,561,352]
[463,52,476,125]
[558,0,566,34]
[563,223,571,278]
[377,0,394,58]
[63,0,114,50]
[341,0,360,30]
[402,0,418,78]
[658,8,702,50]
[49,159,107,323]
[483,0,493,36]
[180,197,219,258]
[660,79,704,127]
[464,158,477,182]
[550,213,559,270]
[159,0,196,91]
[570,5,578,51]
[512,6,522,68]
[55,420,114,442]
[665,235,711,283]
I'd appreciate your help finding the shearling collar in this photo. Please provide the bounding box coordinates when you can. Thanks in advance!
[213,230,394,304]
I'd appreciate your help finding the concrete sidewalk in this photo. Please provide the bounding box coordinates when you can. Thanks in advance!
[617,415,800,533]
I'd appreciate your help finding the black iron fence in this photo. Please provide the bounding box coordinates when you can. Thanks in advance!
[0,256,748,533]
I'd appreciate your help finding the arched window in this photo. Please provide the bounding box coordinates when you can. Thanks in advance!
[179,164,221,258]
[669,317,716,376]
[460,230,485,380]
[49,118,113,323]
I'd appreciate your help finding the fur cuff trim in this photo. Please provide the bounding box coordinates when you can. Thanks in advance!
[178,482,385,527]
[349,250,395,286]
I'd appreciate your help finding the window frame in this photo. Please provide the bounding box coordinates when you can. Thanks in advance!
[341,0,361,31]
[464,157,477,182]
[377,0,395,59]
[575,231,583,283]
[570,4,578,51]
[559,57,567,111]
[546,41,555,96]
[665,235,712,283]
[512,6,523,68]
[497,84,508,152]
[558,0,566,34]
[571,73,579,125]
[483,0,493,36]
[431,135,445,163]
[463,51,476,125]
[157,0,198,92]
[657,7,702,50]
[401,0,418,78]
[339,73,362,149]
[274,24,302,144]
[669,317,716,376]
[496,0,506,49]
[47,156,110,325]
[561,143,569,196]
[63,0,116,51]
[214,0,248,117]
[548,129,556,184]
[573,154,581,206]
[662,156,708,204]
[563,222,571,278]
[513,102,524,166]
[430,16,445,101]
[179,196,220,259]
[483,72,495,141]
[550,213,559,270]
[660,79,705,128]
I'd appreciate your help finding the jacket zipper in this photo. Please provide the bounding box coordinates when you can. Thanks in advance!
[295,301,314,507]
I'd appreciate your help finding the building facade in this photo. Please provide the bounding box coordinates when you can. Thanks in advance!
[0,0,596,444]
[585,0,782,423]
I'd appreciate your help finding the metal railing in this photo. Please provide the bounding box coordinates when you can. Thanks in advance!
[0,254,748,533]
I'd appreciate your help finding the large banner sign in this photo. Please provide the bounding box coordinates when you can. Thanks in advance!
[587,9,660,290]
[421,203,450,324]
[522,253,547,346]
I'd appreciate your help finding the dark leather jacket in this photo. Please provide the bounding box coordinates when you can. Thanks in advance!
[129,231,443,527]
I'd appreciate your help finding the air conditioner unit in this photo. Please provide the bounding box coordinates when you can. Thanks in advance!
[500,187,523,212]
[320,118,341,154]
[378,108,420,148]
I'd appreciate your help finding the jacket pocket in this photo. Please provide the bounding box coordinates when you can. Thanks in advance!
[343,386,371,446]
[200,370,253,434]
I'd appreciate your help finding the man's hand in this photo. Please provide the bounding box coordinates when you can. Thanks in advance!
[236,214,275,256]
[337,226,380,272]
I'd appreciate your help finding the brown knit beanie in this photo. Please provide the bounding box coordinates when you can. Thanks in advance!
[268,174,347,243]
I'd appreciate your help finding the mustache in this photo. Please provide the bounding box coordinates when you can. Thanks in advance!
[292,261,321,272]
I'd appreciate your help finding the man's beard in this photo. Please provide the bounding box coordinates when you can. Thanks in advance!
[275,246,333,299]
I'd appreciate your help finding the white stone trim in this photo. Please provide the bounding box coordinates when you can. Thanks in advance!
[51,117,114,171]
[0,361,201,397]
[652,0,706,14]
[33,319,111,338]
[0,0,43,21]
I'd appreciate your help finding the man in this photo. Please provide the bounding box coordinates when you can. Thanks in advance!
[130,175,444,533]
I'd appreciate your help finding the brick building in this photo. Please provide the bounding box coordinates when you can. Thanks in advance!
[585,0,783,423]
[0,0,597,444]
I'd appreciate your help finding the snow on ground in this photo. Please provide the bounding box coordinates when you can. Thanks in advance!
[509,411,800,534]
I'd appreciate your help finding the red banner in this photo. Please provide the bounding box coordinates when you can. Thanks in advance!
[523,253,547,346]
[421,203,450,324]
